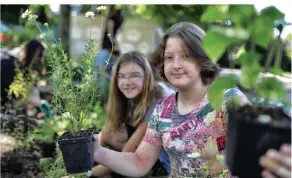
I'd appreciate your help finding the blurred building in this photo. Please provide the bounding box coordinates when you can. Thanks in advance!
[70,15,163,59]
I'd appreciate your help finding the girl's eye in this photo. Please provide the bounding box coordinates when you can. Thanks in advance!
[183,55,190,59]
[131,74,140,78]
[164,56,173,60]
[117,75,124,79]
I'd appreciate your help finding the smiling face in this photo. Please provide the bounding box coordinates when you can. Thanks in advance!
[163,36,202,90]
[117,62,144,99]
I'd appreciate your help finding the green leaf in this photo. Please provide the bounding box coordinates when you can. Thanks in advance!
[201,5,229,22]
[238,52,261,88]
[208,76,237,110]
[270,67,283,75]
[203,31,229,62]
[203,27,249,61]
[260,6,285,22]
[228,5,254,28]
[241,67,261,89]
[256,77,286,101]
[39,158,55,172]
[212,26,249,41]
[250,16,274,48]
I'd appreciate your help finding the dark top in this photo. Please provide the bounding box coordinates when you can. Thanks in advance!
[125,102,157,138]
[125,123,136,139]
[101,10,124,55]
[0,52,18,106]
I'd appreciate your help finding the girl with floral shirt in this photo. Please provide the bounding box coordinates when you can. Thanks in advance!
[92,22,250,178]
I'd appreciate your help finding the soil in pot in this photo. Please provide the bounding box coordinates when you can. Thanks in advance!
[57,129,95,174]
[226,105,291,178]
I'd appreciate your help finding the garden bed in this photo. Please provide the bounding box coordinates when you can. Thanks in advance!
[1,134,45,178]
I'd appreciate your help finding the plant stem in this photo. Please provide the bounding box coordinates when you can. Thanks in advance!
[274,34,283,69]
[70,116,75,135]
[228,47,235,69]
[103,35,114,73]
[45,26,63,52]
[249,40,255,52]
[264,40,276,72]
[34,22,52,51]
[90,23,92,39]
[99,12,104,42]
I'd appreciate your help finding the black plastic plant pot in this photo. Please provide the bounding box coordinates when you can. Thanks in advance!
[57,129,94,174]
[226,106,291,178]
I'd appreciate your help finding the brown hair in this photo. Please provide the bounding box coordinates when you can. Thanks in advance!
[106,51,163,131]
[19,40,46,74]
[153,22,220,85]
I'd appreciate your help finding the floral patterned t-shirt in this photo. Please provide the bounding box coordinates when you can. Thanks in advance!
[143,88,249,178]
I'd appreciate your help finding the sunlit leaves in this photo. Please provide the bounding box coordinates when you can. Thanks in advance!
[250,16,274,48]
[203,26,249,61]
[260,6,284,22]
[256,77,286,101]
[249,6,284,48]
[8,73,28,99]
[228,5,254,28]
[201,5,229,22]
[238,52,261,89]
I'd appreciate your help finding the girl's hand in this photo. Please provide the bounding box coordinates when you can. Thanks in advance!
[93,134,101,151]
[259,144,291,178]
[93,134,104,162]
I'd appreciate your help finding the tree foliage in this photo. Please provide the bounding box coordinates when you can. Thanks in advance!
[122,5,208,30]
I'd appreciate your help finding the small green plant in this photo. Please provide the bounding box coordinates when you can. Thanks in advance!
[1,64,37,147]
[39,152,89,178]
[8,61,39,102]
[201,5,290,110]
[39,154,67,178]
[26,101,105,144]
[20,7,110,177]
[21,7,110,135]
[201,5,291,178]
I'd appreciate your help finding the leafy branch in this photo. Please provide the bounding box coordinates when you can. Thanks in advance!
[21,7,109,135]
[202,5,288,109]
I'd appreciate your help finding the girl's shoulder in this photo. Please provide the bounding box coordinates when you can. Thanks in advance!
[155,93,176,107]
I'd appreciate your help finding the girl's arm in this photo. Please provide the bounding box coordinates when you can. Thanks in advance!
[91,122,148,177]
[93,132,162,177]
[94,101,164,177]
[122,122,148,152]
[99,123,114,147]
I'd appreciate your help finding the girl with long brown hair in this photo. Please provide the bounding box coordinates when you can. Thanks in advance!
[90,51,168,177]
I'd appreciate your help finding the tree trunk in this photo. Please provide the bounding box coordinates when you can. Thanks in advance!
[59,5,70,57]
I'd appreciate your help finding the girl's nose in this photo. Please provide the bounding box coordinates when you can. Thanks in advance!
[172,57,182,69]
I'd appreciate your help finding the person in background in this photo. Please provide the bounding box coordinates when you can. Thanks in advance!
[95,5,124,107]
[1,39,51,120]
[91,22,250,177]
[88,51,169,178]
[95,5,124,76]
[260,144,291,178]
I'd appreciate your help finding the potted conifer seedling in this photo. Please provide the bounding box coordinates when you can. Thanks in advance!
[201,5,291,178]
[21,6,110,174]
